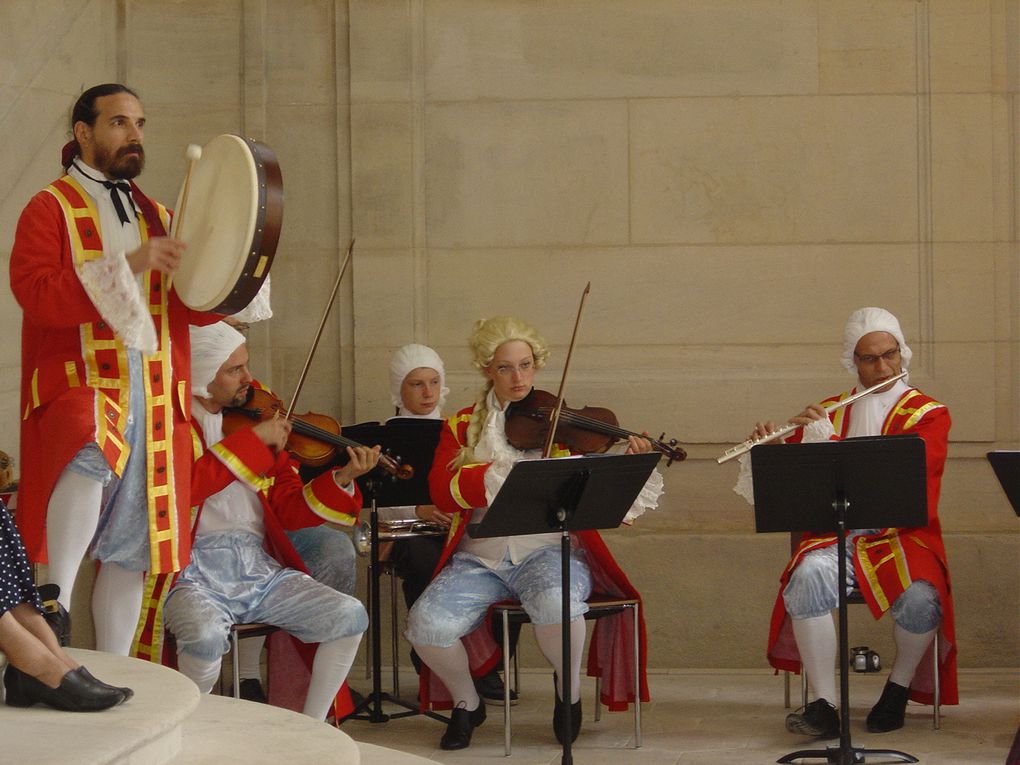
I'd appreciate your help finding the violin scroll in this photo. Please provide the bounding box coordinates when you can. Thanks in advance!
[657,432,687,466]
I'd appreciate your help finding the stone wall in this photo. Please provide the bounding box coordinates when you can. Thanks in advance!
[0,0,1016,669]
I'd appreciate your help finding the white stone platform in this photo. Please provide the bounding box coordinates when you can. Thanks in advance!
[0,649,440,765]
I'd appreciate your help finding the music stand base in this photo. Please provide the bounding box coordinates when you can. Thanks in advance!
[777,745,918,764]
[352,493,449,729]
[346,692,448,725]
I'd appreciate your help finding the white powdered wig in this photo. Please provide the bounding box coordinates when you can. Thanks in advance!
[389,343,448,412]
[840,307,912,376]
[190,322,246,398]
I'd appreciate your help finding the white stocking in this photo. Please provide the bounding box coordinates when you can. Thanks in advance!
[534,618,586,704]
[92,562,144,655]
[303,633,362,720]
[237,635,265,681]
[177,651,221,694]
[413,640,480,710]
[792,614,837,704]
[889,624,937,688]
[45,469,103,611]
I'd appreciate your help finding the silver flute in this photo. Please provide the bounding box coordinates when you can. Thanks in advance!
[716,371,908,464]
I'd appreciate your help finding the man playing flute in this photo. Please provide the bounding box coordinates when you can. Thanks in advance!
[742,307,956,739]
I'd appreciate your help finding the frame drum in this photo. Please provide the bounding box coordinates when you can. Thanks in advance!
[172,134,283,313]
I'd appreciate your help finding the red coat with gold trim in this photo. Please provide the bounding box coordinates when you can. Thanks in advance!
[10,176,217,573]
[421,404,649,713]
[767,386,957,706]
[189,421,363,540]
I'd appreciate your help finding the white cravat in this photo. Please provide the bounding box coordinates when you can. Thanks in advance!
[846,379,910,438]
[191,404,266,539]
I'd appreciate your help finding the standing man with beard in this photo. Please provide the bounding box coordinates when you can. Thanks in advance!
[10,83,215,657]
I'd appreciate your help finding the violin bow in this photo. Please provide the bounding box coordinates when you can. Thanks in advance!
[285,239,355,421]
[542,281,591,458]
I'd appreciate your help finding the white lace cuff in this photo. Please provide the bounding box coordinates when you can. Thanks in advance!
[802,417,837,443]
[623,466,664,524]
[483,455,516,506]
[78,252,157,354]
[733,452,756,506]
[230,274,273,323]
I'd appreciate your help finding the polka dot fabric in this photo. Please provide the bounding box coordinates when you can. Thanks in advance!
[0,501,43,617]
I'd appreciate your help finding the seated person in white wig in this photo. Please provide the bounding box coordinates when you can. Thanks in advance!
[222,302,361,704]
[164,322,377,720]
[382,343,519,703]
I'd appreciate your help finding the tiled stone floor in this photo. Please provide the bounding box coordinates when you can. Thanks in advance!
[345,668,1017,764]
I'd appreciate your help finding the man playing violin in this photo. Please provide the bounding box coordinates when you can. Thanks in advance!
[745,307,956,738]
[219,315,362,704]
[406,316,662,750]
[163,322,377,720]
[9,83,219,657]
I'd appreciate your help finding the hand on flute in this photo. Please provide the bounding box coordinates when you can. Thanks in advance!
[749,402,826,443]
[788,403,827,427]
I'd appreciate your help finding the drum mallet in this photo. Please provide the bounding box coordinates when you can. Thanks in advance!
[167,143,202,292]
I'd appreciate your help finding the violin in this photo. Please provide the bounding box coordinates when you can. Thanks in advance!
[504,388,687,465]
[223,387,413,479]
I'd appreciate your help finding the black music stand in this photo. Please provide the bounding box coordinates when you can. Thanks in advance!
[986,451,1020,515]
[751,434,927,765]
[340,418,446,724]
[469,452,660,765]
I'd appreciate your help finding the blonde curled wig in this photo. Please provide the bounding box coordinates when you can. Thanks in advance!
[451,316,550,468]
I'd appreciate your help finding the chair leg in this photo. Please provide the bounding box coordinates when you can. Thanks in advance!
[801,667,808,707]
[390,569,399,697]
[513,636,520,692]
[784,671,791,708]
[503,611,512,756]
[595,674,602,722]
[231,628,241,699]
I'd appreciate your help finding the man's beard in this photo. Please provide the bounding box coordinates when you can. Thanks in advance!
[229,385,251,409]
[95,144,145,180]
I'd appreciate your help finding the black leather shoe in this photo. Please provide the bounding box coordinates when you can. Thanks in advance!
[440,701,486,750]
[554,689,579,742]
[239,678,267,703]
[476,668,518,705]
[4,664,124,712]
[867,680,910,732]
[75,667,133,703]
[785,697,840,738]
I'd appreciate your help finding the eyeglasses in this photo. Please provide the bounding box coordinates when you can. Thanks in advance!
[854,346,901,365]
[491,360,534,377]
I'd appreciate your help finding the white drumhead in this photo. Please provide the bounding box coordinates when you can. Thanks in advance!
[172,134,259,311]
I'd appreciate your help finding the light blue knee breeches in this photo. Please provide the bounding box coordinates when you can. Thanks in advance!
[405,545,592,648]
[286,525,358,596]
[165,532,367,661]
[782,537,942,634]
